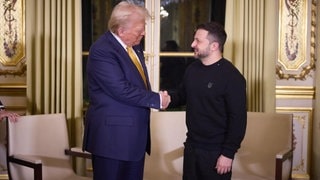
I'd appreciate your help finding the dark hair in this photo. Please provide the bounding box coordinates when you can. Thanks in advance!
[196,22,227,52]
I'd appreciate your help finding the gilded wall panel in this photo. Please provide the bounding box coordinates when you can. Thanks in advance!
[276,108,313,179]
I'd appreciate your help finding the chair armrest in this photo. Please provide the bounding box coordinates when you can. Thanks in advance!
[11,154,42,164]
[8,155,42,180]
[65,147,92,159]
[275,148,293,180]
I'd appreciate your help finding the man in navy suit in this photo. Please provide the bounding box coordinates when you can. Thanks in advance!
[82,1,170,180]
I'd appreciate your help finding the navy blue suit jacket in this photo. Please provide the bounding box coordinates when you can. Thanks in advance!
[83,31,161,161]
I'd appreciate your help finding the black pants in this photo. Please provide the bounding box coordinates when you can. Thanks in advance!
[183,143,232,180]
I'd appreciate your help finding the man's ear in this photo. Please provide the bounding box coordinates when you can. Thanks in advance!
[211,41,220,51]
[117,27,124,36]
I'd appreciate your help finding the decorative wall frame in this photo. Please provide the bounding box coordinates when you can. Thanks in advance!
[0,0,26,76]
[276,0,316,80]
[276,107,313,179]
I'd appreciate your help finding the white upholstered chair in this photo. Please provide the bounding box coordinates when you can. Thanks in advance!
[232,112,293,180]
[6,113,91,180]
[145,111,293,180]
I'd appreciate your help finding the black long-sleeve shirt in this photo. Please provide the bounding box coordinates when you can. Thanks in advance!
[170,58,247,159]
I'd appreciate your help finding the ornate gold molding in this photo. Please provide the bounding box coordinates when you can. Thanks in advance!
[291,174,310,179]
[276,107,313,178]
[0,174,8,180]
[0,60,26,76]
[0,0,26,77]
[276,0,317,80]
[276,86,315,99]
[0,84,26,96]
[0,84,26,89]
[0,0,25,66]
[159,52,193,57]
[3,105,26,112]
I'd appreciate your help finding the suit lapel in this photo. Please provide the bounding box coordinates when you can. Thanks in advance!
[106,32,150,89]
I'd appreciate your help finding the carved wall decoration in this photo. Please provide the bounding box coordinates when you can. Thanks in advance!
[276,107,313,179]
[276,0,316,80]
[0,0,26,76]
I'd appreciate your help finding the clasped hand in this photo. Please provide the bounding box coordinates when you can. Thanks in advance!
[159,91,171,110]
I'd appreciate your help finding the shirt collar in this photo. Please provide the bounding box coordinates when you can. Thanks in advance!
[111,32,128,50]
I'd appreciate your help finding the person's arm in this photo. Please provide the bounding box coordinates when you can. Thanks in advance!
[216,72,247,175]
[0,100,20,122]
[88,42,162,109]
[221,72,247,158]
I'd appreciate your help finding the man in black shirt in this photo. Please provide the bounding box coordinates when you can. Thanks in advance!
[169,22,247,180]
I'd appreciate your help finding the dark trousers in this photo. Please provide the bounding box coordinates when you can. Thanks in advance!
[92,155,145,180]
[183,143,232,180]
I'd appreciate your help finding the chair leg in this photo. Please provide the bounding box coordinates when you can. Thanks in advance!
[275,158,282,180]
[34,163,42,180]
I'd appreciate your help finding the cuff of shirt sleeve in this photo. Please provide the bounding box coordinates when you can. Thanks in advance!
[159,93,163,109]
[221,149,237,159]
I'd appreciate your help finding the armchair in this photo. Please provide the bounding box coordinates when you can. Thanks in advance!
[232,112,293,180]
[145,111,293,180]
[6,113,91,180]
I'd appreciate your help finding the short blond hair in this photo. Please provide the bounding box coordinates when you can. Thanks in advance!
[108,1,150,33]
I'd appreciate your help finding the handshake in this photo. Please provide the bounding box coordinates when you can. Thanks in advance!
[159,91,171,110]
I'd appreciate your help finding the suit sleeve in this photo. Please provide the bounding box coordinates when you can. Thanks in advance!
[87,45,161,109]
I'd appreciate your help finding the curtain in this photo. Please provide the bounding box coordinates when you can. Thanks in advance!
[224,0,276,112]
[25,0,83,153]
